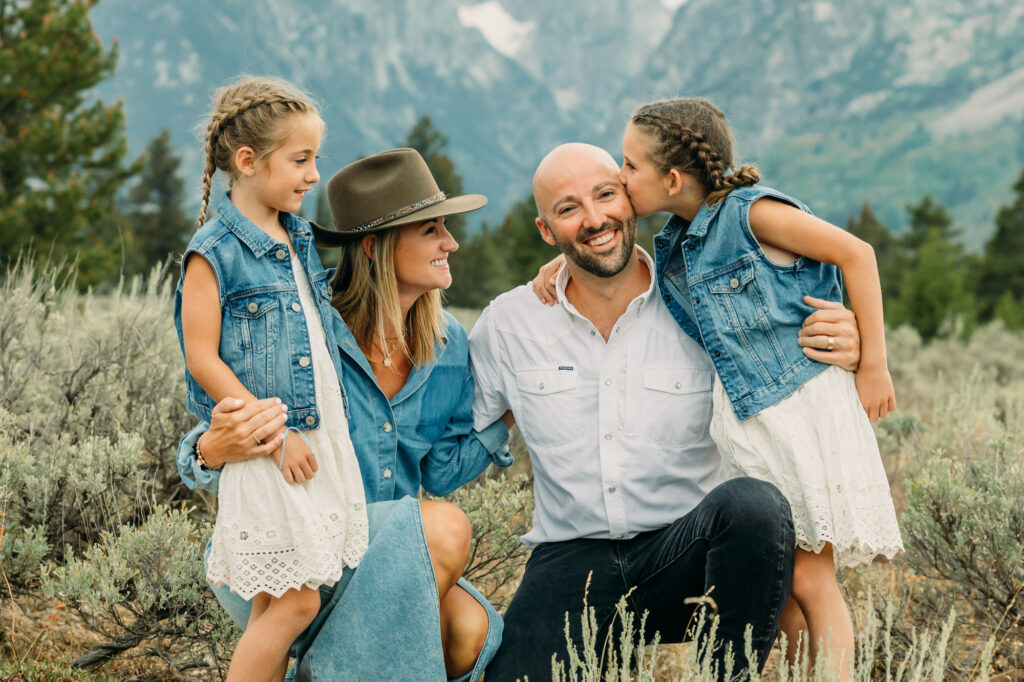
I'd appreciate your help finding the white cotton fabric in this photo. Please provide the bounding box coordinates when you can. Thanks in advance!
[711,365,903,569]
[206,253,369,600]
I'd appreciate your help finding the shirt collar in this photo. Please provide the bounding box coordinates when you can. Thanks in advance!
[554,246,658,315]
[215,192,312,258]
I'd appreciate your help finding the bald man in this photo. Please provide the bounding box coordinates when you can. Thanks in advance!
[469,144,861,680]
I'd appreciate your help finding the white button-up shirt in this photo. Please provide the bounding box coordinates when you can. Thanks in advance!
[469,248,726,546]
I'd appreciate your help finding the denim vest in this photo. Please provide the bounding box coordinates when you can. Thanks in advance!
[173,196,345,430]
[654,185,842,421]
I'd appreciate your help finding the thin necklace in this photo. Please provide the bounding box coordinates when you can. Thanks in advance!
[372,336,400,368]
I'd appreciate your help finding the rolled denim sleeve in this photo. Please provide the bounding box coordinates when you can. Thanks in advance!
[177,420,222,493]
[420,366,512,497]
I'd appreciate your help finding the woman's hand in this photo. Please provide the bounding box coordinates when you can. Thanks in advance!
[197,397,289,469]
[798,296,861,371]
[274,431,318,484]
[530,254,565,305]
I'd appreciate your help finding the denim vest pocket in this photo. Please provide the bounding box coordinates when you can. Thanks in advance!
[515,368,581,447]
[706,264,768,331]
[226,294,279,395]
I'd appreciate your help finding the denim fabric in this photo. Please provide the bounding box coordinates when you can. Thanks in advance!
[177,311,511,499]
[210,498,503,681]
[654,186,843,420]
[173,195,345,431]
[487,478,794,682]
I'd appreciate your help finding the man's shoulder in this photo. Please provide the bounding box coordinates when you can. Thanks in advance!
[478,284,565,335]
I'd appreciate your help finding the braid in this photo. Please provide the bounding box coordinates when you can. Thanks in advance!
[194,77,322,229]
[631,98,758,205]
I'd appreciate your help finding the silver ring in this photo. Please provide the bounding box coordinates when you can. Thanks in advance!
[827,336,835,352]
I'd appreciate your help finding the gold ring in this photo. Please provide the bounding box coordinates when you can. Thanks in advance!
[250,431,261,445]
[827,336,835,351]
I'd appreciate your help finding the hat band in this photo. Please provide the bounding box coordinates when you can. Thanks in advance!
[350,191,447,232]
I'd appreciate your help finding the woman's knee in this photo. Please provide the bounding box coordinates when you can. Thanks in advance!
[420,500,473,572]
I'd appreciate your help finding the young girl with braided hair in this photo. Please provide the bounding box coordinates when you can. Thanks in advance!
[620,98,903,677]
[174,76,368,681]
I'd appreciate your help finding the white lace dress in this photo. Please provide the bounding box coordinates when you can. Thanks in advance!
[710,365,903,568]
[206,253,369,599]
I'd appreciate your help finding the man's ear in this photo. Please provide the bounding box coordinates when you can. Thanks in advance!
[234,146,257,177]
[361,234,376,260]
[535,216,557,246]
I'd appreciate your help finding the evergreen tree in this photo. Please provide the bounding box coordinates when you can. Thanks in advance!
[975,168,1024,321]
[889,195,970,341]
[123,130,190,275]
[497,194,558,286]
[447,224,510,309]
[403,115,468,243]
[0,0,138,284]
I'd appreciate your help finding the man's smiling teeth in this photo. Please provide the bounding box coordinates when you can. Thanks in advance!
[430,258,448,267]
[586,232,615,247]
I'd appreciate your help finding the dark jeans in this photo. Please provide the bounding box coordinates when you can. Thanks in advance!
[486,477,795,682]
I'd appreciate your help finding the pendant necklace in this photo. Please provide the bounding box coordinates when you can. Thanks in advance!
[374,336,400,368]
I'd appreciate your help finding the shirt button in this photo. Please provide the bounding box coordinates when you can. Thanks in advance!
[590,330,596,336]
[615,327,620,333]
[663,293,670,302]
[383,467,392,479]
[714,350,721,357]
[299,356,311,367]
[247,302,258,313]
[730,278,740,289]
[304,415,316,426]
[675,381,682,389]
[604,433,613,440]
[608,485,616,493]
[291,302,301,312]
[604,379,612,386]
[538,382,545,390]
[382,421,392,432]
[275,249,287,260]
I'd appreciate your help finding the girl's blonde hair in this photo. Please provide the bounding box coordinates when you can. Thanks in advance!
[631,98,760,206]
[329,226,445,367]
[196,75,323,227]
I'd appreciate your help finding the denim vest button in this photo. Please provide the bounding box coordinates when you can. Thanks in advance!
[383,467,392,479]
[327,285,333,296]
[275,249,287,260]
[730,277,740,289]
[291,302,301,312]
[247,302,258,313]
[714,350,721,357]
[305,415,316,426]
[383,421,392,433]
[299,356,311,367]
[694,296,701,304]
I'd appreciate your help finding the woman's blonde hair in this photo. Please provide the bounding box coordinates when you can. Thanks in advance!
[196,75,324,227]
[329,226,445,367]
[631,98,760,206]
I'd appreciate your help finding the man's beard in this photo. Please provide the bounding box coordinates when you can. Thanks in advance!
[555,216,637,278]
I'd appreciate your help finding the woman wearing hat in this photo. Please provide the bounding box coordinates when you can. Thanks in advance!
[177,149,512,681]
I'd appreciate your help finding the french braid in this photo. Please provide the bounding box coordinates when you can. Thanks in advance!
[631,98,759,206]
[196,77,323,227]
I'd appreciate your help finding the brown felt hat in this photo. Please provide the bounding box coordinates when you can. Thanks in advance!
[311,147,487,246]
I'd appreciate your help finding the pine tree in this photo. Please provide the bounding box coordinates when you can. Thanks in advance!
[844,200,901,310]
[403,115,468,243]
[496,194,558,286]
[0,0,138,284]
[975,168,1024,321]
[123,130,190,276]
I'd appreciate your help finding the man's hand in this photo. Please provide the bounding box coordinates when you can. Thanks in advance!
[530,254,565,306]
[198,397,289,469]
[798,296,861,371]
[273,431,318,484]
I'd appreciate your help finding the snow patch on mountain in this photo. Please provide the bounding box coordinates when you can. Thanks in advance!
[930,66,1024,137]
[458,2,534,58]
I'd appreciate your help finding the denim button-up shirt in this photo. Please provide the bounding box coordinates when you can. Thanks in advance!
[178,309,511,500]
[654,185,843,420]
[173,196,344,431]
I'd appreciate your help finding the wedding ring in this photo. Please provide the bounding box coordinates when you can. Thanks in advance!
[827,336,835,351]
[250,430,261,445]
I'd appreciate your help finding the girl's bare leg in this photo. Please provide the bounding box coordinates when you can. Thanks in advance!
[789,545,854,682]
[226,586,321,682]
[778,596,808,666]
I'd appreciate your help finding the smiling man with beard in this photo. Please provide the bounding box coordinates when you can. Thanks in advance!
[469,143,863,681]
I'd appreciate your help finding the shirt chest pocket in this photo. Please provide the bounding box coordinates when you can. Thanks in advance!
[228,296,280,351]
[514,368,582,448]
[225,295,280,397]
[633,367,714,447]
[706,264,769,331]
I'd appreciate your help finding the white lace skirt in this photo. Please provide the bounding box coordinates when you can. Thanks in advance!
[710,365,904,568]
